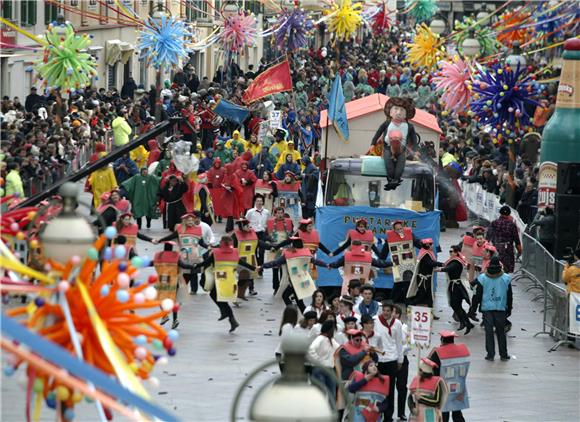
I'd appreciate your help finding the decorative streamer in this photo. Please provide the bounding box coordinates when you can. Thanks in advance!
[371,3,392,34]
[138,15,192,69]
[274,8,313,52]
[406,0,438,24]
[34,22,98,92]
[470,62,539,140]
[494,8,535,47]
[433,56,473,113]
[327,0,363,41]
[404,23,446,70]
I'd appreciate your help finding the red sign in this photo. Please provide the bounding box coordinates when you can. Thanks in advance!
[0,24,17,46]
[242,60,293,104]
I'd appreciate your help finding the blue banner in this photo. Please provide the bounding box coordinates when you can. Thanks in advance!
[315,206,441,289]
[327,75,349,142]
[213,99,250,125]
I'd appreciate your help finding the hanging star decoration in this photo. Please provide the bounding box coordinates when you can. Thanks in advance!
[138,15,191,69]
[470,62,540,140]
[494,9,534,48]
[35,22,97,92]
[371,3,392,34]
[327,0,363,41]
[274,8,313,52]
[404,24,446,70]
[406,0,438,24]
[221,9,258,53]
[433,56,474,113]
[453,16,499,58]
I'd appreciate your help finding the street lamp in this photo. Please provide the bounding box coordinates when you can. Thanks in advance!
[462,36,481,58]
[430,18,446,35]
[230,333,341,421]
[39,183,96,264]
[506,41,527,69]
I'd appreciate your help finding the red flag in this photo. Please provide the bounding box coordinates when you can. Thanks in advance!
[242,60,293,104]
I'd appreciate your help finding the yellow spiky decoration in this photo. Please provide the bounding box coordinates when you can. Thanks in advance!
[404,23,446,70]
[327,0,363,41]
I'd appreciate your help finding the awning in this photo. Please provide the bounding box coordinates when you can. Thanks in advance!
[105,40,134,65]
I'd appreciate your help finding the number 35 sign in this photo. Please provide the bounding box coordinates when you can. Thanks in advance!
[409,306,432,348]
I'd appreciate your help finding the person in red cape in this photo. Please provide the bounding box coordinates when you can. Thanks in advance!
[207,158,228,222]
[146,139,162,167]
[223,162,241,231]
[233,161,257,214]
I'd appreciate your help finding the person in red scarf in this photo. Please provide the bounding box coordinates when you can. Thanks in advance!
[233,161,257,214]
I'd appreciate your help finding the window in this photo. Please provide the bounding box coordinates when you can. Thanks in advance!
[44,2,60,25]
[2,0,13,20]
[108,64,117,90]
[20,1,37,26]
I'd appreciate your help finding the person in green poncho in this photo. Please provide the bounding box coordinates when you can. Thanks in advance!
[214,140,233,164]
[121,167,160,229]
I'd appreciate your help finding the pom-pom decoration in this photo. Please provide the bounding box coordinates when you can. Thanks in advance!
[371,3,392,34]
[433,56,474,113]
[34,23,97,91]
[327,0,363,41]
[138,15,192,69]
[406,0,438,24]
[469,63,540,138]
[404,24,446,71]
[494,9,534,48]
[274,8,313,52]
[221,10,258,53]
[453,16,499,58]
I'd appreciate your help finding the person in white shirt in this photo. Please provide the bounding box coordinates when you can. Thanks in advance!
[373,301,404,422]
[303,289,328,319]
[394,304,410,421]
[309,310,335,340]
[308,320,339,402]
[336,295,361,333]
[245,195,271,271]
[276,305,299,371]
[293,311,318,341]
[335,316,358,345]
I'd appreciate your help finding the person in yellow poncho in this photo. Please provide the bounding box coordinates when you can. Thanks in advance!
[246,133,262,157]
[225,130,248,151]
[269,129,288,161]
[130,145,150,169]
[274,140,302,172]
[87,157,118,208]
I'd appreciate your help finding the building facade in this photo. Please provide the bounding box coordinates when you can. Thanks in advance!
[0,0,264,100]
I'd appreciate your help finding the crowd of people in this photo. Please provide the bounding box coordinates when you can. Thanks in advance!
[0,19,568,422]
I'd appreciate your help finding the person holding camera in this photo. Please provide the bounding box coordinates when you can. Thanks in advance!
[529,207,555,254]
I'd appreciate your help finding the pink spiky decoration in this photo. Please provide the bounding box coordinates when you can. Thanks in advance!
[222,10,258,53]
[433,56,473,113]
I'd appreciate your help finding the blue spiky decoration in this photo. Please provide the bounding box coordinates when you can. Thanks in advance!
[274,8,313,52]
[406,0,438,24]
[138,15,191,69]
[470,63,540,139]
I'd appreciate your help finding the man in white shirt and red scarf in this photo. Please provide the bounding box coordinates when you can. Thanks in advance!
[374,301,404,422]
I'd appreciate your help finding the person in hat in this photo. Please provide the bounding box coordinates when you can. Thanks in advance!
[275,139,302,173]
[233,160,257,214]
[273,170,303,226]
[471,256,513,361]
[407,239,444,313]
[192,236,257,332]
[336,329,378,381]
[260,236,328,312]
[428,331,471,422]
[348,360,391,422]
[232,218,272,298]
[121,166,160,230]
[486,205,522,273]
[407,358,448,422]
[269,129,288,161]
[332,218,381,257]
[436,245,474,334]
[374,301,404,422]
[369,97,418,191]
[275,151,302,180]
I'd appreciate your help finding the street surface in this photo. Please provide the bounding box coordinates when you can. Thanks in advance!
[1,198,579,421]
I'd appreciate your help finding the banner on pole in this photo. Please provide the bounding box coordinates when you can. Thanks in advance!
[409,306,432,348]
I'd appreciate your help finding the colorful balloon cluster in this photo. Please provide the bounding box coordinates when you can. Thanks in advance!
[35,22,97,92]
[404,24,446,71]
[221,10,258,53]
[470,63,540,140]
[138,15,192,69]
[274,8,313,52]
[327,0,363,41]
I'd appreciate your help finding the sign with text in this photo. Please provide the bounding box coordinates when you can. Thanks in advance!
[409,306,432,348]
[269,110,282,129]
